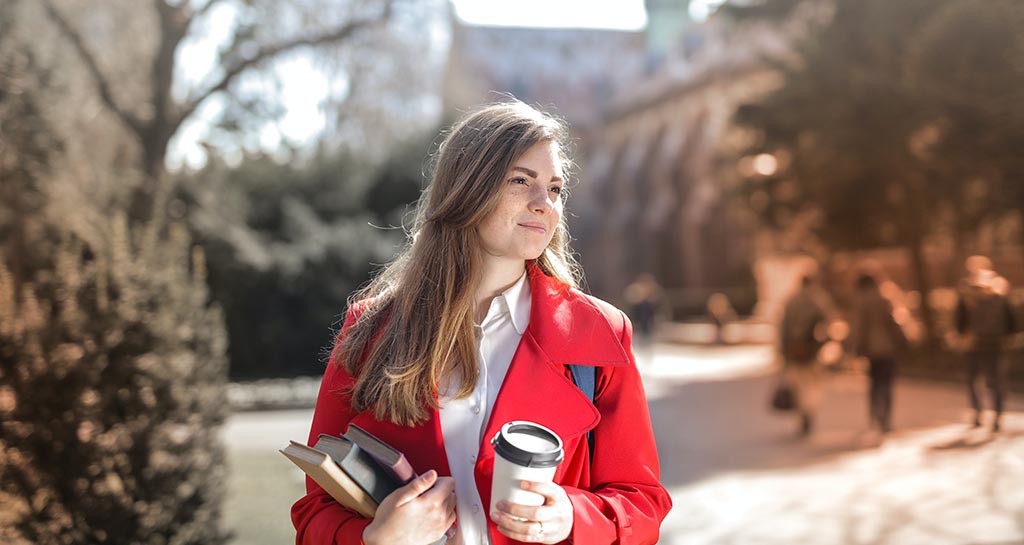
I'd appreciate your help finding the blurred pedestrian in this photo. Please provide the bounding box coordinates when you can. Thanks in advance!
[706,292,736,345]
[625,273,663,360]
[848,273,907,434]
[954,256,1016,432]
[779,274,833,437]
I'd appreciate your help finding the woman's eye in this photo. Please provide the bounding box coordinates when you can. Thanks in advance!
[549,186,563,195]
[510,177,528,185]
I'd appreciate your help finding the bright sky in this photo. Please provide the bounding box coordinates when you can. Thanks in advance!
[451,0,647,29]
[168,0,654,170]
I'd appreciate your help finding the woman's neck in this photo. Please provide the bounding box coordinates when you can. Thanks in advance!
[475,258,526,323]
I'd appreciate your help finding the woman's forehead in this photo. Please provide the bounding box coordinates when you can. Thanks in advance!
[512,141,563,170]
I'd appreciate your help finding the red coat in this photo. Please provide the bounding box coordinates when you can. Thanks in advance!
[291,264,672,544]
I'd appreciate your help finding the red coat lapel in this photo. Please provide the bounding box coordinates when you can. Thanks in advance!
[473,262,630,516]
[523,262,631,367]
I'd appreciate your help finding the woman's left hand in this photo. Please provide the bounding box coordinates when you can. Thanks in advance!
[490,480,574,543]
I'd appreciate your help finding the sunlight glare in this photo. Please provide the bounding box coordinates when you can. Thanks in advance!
[451,0,647,30]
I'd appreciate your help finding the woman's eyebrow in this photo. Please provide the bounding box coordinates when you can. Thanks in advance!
[512,166,563,183]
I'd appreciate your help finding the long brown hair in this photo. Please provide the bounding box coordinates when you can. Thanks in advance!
[334,101,581,426]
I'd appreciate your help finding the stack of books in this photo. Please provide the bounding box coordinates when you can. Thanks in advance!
[281,423,417,518]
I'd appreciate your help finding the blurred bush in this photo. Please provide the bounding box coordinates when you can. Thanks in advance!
[0,16,230,544]
[175,135,436,379]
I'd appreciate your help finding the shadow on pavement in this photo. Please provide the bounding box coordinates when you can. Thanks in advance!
[646,346,1024,544]
[650,372,867,489]
[927,432,996,451]
[647,367,1017,490]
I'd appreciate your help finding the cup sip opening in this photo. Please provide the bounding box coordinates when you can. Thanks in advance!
[491,421,564,468]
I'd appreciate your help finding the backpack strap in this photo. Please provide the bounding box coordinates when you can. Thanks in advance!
[568,364,596,461]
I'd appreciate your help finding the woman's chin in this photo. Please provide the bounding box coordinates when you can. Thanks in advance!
[525,248,547,261]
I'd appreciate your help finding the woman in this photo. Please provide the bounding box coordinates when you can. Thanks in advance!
[291,101,672,545]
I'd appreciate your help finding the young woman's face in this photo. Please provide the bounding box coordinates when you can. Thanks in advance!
[476,140,564,265]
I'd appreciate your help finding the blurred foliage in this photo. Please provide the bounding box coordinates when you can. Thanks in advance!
[31,0,442,222]
[727,0,1024,342]
[2,0,446,541]
[18,0,444,380]
[175,134,435,379]
[731,0,1024,248]
[0,6,230,543]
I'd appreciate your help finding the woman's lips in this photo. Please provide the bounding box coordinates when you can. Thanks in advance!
[517,222,547,234]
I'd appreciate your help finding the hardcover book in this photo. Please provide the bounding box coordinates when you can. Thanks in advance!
[314,433,402,505]
[279,440,376,518]
[283,429,450,544]
[343,423,417,485]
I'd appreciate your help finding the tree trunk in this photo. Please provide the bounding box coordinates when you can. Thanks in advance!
[130,128,169,223]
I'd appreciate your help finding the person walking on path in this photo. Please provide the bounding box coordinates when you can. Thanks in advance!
[291,101,671,545]
[954,256,1016,432]
[624,273,664,363]
[779,274,833,437]
[706,292,737,345]
[848,273,907,434]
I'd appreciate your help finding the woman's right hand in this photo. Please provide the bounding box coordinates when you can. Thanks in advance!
[362,470,456,545]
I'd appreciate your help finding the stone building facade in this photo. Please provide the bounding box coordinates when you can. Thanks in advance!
[570,9,791,315]
[442,5,793,316]
[441,20,647,130]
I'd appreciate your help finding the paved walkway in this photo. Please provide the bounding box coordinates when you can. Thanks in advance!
[224,343,1024,545]
[643,344,1024,545]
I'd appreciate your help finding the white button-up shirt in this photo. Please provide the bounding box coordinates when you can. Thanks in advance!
[439,272,531,545]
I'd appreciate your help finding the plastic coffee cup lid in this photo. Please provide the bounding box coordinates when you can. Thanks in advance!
[491,421,564,468]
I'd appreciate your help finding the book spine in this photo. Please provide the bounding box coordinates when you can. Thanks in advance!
[340,444,402,504]
[388,457,416,484]
[370,454,415,484]
[345,425,416,484]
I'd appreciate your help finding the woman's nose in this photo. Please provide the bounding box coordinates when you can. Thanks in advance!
[529,186,554,213]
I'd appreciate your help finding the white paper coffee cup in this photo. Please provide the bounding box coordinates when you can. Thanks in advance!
[490,421,564,516]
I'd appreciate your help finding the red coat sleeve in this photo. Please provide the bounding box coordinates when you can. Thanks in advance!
[291,308,372,545]
[564,310,673,545]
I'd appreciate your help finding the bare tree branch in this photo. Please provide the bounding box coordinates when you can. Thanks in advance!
[173,0,395,134]
[40,0,145,138]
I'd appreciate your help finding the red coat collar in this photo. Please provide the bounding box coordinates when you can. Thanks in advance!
[348,261,631,503]
[524,261,630,368]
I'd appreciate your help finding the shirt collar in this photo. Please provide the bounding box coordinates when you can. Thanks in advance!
[504,271,531,335]
[481,271,531,335]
